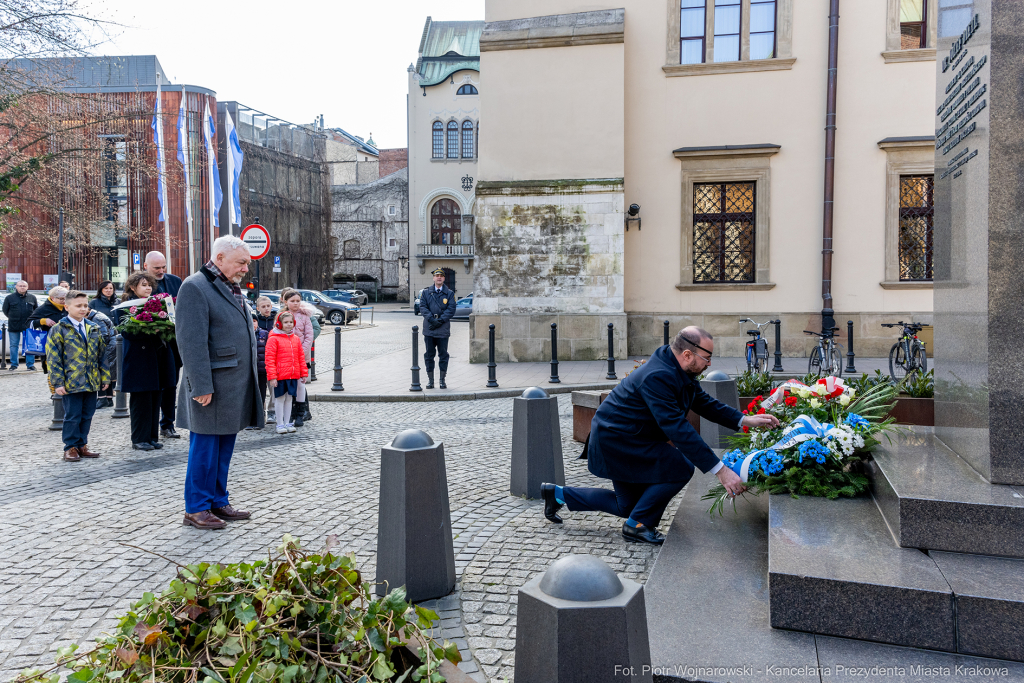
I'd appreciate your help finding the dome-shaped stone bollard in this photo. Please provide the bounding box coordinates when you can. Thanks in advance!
[375,429,456,602]
[510,386,564,499]
[515,555,652,683]
[699,370,741,449]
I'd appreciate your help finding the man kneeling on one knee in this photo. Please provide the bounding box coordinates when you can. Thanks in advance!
[541,326,779,544]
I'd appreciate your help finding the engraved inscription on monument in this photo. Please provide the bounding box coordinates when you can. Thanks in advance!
[935,14,985,175]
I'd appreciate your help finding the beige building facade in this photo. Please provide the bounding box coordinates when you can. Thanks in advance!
[407,18,484,300]
[471,0,947,362]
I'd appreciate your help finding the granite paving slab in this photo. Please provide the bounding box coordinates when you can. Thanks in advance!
[815,636,1024,682]
[768,495,955,651]
[930,551,1024,662]
[868,428,1024,558]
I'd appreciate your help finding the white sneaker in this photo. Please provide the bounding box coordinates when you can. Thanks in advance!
[286,424,297,433]
[276,425,289,434]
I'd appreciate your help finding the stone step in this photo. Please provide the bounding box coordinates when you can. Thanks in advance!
[867,428,1024,558]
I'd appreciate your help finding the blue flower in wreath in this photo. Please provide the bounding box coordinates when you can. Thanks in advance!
[722,449,744,466]
[759,449,784,475]
[798,440,829,465]
[845,413,871,429]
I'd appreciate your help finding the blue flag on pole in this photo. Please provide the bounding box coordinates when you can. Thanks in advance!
[151,90,167,222]
[176,96,192,223]
[203,101,223,227]
[223,109,244,227]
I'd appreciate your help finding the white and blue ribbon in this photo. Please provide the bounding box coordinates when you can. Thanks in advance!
[731,414,834,481]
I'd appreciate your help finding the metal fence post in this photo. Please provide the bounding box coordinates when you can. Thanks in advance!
[663,320,670,347]
[1,321,7,370]
[112,334,129,418]
[549,323,560,384]
[309,341,317,382]
[486,323,499,388]
[846,320,857,374]
[606,323,617,380]
[772,319,785,373]
[331,326,344,391]
[410,325,422,391]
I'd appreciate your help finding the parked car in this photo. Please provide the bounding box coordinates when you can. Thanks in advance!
[343,289,368,305]
[452,294,473,320]
[254,290,325,325]
[296,289,358,325]
[320,289,357,304]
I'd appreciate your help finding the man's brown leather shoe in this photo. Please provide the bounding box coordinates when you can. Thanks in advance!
[63,447,80,462]
[211,504,251,521]
[77,445,100,458]
[182,510,227,530]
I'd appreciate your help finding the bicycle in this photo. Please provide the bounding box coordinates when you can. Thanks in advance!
[739,318,773,373]
[805,327,844,378]
[882,321,927,381]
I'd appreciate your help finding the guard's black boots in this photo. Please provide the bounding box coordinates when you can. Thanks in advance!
[426,372,435,389]
[540,483,563,523]
[621,522,665,545]
[439,372,447,389]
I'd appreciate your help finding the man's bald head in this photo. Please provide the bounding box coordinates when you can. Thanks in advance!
[671,326,713,355]
[144,251,167,279]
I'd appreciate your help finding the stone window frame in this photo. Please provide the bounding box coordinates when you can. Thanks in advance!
[883,0,938,63]
[664,0,795,77]
[674,144,778,291]
[878,136,935,290]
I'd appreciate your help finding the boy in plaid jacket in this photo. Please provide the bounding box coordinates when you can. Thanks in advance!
[46,290,110,462]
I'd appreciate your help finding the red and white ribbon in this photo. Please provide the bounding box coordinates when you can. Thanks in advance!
[760,376,848,410]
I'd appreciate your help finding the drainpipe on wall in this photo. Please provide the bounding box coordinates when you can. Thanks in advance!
[820,0,840,335]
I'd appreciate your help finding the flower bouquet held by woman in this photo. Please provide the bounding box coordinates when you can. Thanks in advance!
[702,375,899,516]
[115,293,176,342]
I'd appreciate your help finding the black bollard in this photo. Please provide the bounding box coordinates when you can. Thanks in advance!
[112,334,129,419]
[1,321,7,370]
[549,322,560,384]
[331,326,344,391]
[772,319,785,373]
[410,325,422,392]
[663,319,670,347]
[846,320,857,374]
[606,323,617,380]
[309,341,317,382]
[49,393,64,430]
[486,323,499,388]
[511,387,564,499]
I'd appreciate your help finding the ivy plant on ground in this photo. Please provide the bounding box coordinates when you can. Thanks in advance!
[12,535,460,683]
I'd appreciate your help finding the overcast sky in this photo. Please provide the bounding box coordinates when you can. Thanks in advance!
[95,0,485,150]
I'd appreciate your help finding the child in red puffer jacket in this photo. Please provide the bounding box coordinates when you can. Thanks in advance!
[265,311,309,434]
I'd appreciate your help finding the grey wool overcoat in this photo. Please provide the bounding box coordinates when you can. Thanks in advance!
[175,265,265,434]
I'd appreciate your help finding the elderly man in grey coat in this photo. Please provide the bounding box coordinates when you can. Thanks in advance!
[176,235,265,530]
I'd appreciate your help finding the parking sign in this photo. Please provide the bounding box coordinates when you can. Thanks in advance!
[133,253,141,270]
[273,256,281,273]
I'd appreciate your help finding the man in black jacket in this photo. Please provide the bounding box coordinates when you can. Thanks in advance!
[3,281,38,371]
[541,327,780,544]
[420,268,457,389]
[145,251,183,439]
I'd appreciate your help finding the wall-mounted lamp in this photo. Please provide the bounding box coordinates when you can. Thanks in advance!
[625,203,641,231]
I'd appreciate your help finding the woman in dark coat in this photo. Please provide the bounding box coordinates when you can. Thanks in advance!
[120,271,175,451]
[90,281,118,320]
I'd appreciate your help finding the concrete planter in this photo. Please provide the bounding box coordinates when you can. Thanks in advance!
[571,390,700,442]
[888,396,934,426]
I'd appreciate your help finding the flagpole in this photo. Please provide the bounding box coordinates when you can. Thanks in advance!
[178,91,195,273]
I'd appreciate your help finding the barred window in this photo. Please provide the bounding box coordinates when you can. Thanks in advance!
[899,175,934,281]
[900,0,926,48]
[461,120,475,158]
[446,121,459,158]
[680,0,706,64]
[432,121,443,158]
[693,182,755,283]
[431,198,462,245]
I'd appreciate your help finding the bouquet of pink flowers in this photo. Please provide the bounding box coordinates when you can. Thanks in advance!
[116,293,176,342]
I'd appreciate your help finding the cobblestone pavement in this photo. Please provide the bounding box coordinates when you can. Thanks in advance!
[0,370,677,683]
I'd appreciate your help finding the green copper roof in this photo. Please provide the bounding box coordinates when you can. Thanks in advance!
[416,18,483,87]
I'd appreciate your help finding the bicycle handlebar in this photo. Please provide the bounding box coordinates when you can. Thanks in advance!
[739,318,774,328]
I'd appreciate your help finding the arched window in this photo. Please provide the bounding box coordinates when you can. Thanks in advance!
[456,84,478,95]
[430,198,462,245]
[461,120,475,159]
[431,121,443,159]
[446,121,459,158]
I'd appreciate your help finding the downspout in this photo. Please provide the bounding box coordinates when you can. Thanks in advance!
[820,0,839,334]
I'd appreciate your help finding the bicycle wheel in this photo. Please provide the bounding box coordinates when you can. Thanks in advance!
[827,343,844,377]
[808,346,823,377]
[746,344,755,373]
[889,342,908,381]
[912,343,928,374]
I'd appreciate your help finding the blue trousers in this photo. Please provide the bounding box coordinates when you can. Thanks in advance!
[9,331,35,368]
[61,391,97,451]
[562,476,692,529]
[184,433,236,514]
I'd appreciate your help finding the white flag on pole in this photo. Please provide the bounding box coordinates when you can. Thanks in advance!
[223,109,244,231]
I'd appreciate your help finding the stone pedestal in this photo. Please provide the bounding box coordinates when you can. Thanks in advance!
[515,555,652,683]
[511,387,564,499]
[698,370,740,449]
[375,429,456,602]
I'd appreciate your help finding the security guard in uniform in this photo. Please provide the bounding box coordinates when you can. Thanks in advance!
[420,268,457,388]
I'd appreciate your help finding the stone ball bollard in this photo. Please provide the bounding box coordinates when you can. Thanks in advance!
[375,429,456,602]
[515,555,652,683]
[510,386,564,499]
[699,370,741,449]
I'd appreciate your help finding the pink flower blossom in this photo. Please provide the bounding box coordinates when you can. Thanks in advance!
[136,312,153,322]
[143,298,162,313]
[129,306,138,314]
[158,311,168,319]
[154,293,168,299]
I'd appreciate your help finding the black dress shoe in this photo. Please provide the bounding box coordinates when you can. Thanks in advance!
[621,522,665,545]
[540,483,563,524]
[149,441,164,449]
[132,442,155,451]
[161,428,181,439]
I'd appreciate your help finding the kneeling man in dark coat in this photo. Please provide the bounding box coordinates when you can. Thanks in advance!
[542,326,779,544]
